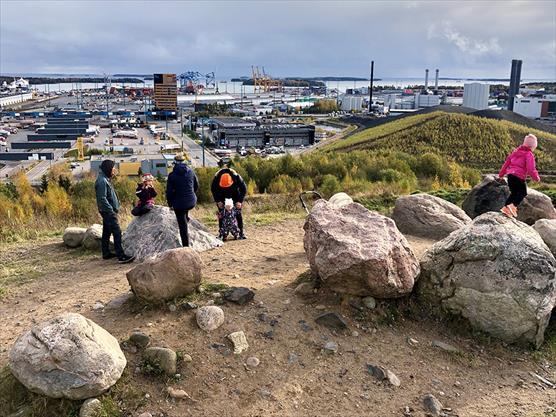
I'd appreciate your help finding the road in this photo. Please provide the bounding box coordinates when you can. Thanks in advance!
[164,121,219,167]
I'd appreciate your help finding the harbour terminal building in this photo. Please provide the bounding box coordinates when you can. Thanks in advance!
[208,117,315,148]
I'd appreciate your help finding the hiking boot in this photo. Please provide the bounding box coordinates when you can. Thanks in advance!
[118,254,135,264]
[102,252,117,260]
[238,234,247,240]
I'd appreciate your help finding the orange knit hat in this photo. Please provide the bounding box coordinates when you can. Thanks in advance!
[219,173,234,188]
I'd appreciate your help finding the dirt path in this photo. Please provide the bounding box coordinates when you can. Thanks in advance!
[0,220,554,417]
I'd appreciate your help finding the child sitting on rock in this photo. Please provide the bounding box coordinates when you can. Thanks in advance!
[498,133,541,218]
[218,198,240,241]
[132,173,158,216]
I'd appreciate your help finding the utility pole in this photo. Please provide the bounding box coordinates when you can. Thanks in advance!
[180,108,184,152]
[369,60,374,113]
[202,118,205,167]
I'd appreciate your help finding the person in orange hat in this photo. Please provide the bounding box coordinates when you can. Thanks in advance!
[211,165,247,239]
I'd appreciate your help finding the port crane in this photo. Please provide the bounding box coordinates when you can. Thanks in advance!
[251,66,282,93]
[178,71,216,94]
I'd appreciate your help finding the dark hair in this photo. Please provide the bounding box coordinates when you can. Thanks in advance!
[100,160,115,178]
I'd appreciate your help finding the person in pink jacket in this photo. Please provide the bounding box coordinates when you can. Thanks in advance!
[498,134,541,217]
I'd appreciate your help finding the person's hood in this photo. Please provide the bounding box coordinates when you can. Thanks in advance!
[515,145,533,154]
[173,162,189,176]
[100,160,115,178]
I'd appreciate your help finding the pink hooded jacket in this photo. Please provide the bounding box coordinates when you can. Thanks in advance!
[498,145,540,182]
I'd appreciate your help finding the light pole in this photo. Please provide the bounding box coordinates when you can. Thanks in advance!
[201,117,205,167]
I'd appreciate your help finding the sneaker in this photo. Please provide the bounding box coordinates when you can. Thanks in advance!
[118,254,135,264]
[102,252,117,260]
[500,206,512,217]
[238,234,247,240]
[508,205,518,218]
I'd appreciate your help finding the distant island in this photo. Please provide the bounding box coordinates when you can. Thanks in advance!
[0,76,144,85]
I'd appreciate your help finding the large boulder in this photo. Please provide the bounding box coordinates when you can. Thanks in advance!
[392,193,471,239]
[63,227,86,248]
[126,247,202,303]
[462,176,556,225]
[534,219,556,256]
[518,189,556,225]
[418,212,556,347]
[9,313,126,400]
[328,192,354,208]
[303,199,420,298]
[122,205,222,261]
[82,224,103,250]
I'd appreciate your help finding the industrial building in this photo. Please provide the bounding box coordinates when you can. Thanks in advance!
[463,83,490,110]
[91,154,175,177]
[208,117,315,148]
[153,73,177,111]
[512,94,556,119]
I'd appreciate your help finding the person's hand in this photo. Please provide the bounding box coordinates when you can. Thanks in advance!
[217,202,224,209]
[235,202,242,209]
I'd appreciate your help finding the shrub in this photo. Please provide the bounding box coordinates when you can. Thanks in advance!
[319,174,341,198]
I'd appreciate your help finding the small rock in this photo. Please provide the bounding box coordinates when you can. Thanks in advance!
[349,298,364,311]
[315,312,348,331]
[129,332,150,349]
[211,292,222,299]
[407,337,419,346]
[294,281,316,296]
[224,287,255,305]
[351,331,359,337]
[234,274,240,279]
[181,301,198,310]
[167,386,192,400]
[323,341,338,353]
[227,331,249,354]
[362,296,376,309]
[454,381,461,387]
[182,354,192,362]
[315,304,326,310]
[196,306,225,331]
[367,364,401,387]
[80,398,102,417]
[92,302,105,311]
[298,319,313,332]
[246,356,260,368]
[288,353,298,363]
[431,340,460,354]
[137,413,153,417]
[423,393,443,416]
[259,388,272,398]
[105,292,134,310]
[168,304,177,312]
[143,347,177,375]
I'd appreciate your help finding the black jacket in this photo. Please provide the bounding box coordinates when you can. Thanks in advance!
[166,163,199,210]
[211,168,247,203]
[135,183,157,206]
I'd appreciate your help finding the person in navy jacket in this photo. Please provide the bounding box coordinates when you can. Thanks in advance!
[166,153,199,247]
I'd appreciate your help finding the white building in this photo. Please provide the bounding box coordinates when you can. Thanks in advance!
[463,83,489,110]
[513,95,556,119]
[0,92,33,108]
[340,95,364,111]
[414,93,441,108]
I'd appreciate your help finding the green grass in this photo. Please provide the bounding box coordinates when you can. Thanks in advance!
[532,325,556,365]
[0,366,145,417]
[323,111,556,171]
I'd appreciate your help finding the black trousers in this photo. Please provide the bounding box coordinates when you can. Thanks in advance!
[174,208,191,247]
[505,174,528,207]
[100,211,124,257]
[131,204,153,217]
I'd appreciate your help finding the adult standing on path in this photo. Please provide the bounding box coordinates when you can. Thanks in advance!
[211,164,247,239]
[167,153,199,247]
[95,160,135,264]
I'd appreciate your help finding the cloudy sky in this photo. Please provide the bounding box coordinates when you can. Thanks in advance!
[1,0,555,79]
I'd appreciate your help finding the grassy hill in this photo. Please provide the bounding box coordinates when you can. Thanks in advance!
[325,111,556,171]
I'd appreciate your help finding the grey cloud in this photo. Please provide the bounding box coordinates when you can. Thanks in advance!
[0,0,554,79]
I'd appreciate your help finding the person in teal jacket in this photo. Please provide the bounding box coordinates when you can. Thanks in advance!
[95,160,135,264]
